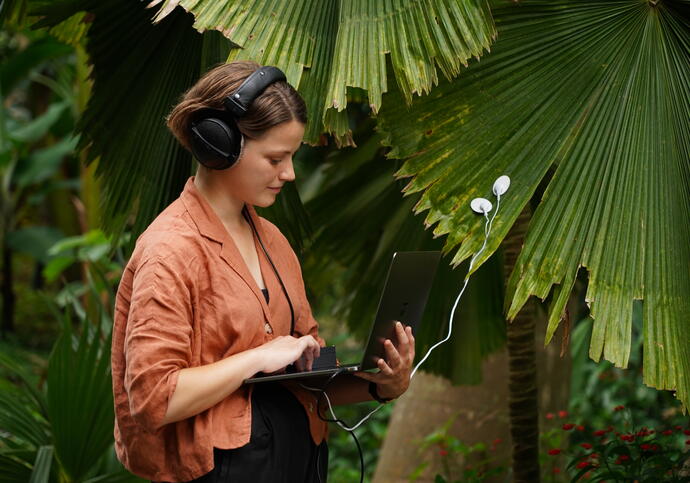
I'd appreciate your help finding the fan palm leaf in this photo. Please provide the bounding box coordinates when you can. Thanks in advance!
[150,0,496,146]
[377,0,690,405]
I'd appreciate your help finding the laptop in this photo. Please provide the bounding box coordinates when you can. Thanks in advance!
[244,251,441,384]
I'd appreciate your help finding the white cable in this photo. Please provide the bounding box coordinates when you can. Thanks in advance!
[300,193,503,433]
[411,196,500,378]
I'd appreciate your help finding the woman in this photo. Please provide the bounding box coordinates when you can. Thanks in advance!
[111,60,415,483]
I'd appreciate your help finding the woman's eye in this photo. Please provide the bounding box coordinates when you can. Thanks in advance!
[270,159,281,165]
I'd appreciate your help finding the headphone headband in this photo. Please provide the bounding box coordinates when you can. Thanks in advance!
[190,65,287,170]
[224,66,287,118]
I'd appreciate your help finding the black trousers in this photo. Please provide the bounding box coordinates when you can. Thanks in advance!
[182,383,328,483]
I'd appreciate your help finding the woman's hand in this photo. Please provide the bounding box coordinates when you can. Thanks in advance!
[255,335,321,374]
[354,321,415,400]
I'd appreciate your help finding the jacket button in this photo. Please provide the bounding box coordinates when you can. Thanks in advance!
[264,323,273,334]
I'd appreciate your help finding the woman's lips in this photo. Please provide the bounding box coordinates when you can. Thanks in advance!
[268,186,282,192]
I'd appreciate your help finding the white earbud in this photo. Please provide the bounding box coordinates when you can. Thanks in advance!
[493,175,511,197]
[470,198,493,214]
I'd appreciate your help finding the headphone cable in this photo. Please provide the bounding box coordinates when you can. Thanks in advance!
[242,205,296,336]
[299,369,366,483]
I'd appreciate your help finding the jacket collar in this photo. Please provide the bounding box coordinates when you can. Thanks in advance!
[180,177,273,321]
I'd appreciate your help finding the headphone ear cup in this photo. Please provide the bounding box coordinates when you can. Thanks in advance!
[190,117,242,170]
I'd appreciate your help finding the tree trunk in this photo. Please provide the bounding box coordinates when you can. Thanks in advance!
[373,354,512,482]
[503,208,540,482]
[506,300,540,481]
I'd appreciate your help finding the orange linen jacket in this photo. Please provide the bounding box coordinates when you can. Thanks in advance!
[111,177,327,482]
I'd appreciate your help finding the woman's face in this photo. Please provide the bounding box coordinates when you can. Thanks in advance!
[216,119,304,208]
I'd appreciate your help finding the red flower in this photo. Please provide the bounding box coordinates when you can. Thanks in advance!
[619,434,635,442]
[546,412,554,420]
[662,429,674,436]
[614,405,625,411]
[593,429,607,436]
[685,440,690,445]
[614,455,630,465]
[576,461,589,469]
[590,453,599,459]
[563,423,575,430]
[552,467,561,474]
[492,438,503,445]
[439,449,449,456]
[684,430,690,435]
[675,425,682,430]
[580,443,593,450]
[548,449,561,455]
[558,410,568,418]
[576,425,585,431]
[640,443,652,451]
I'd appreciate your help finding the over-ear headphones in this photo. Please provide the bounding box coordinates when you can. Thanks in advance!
[190,65,287,170]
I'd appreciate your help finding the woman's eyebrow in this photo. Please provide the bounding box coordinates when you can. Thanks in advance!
[268,149,296,156]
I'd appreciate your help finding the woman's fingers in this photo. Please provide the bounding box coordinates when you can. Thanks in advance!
[377,357,394,376]
[393,321,415,361]
[383,322,415,370]
[352,324,416,400]
[406,326,416,359]
[384,339,402,369]
[299,335,320,371]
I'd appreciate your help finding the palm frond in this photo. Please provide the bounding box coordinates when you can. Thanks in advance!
[46,309,114,481]
[28,445,53,483]
[150,0,496,146]
[0,390,50,450]
[0,452,32,483]
[378,0,690,405]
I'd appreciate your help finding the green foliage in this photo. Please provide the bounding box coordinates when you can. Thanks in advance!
[569,313,687,433]
[542,410,690,482]
[150,0,496,145]
[6,226,63,264]
[535,312,690,481]
[1,30,78,225]
[43,229,126,311]
[1,23,84,337]
[0,273,142,483]
[326,399,393,483]
[0,34,73,94]
[378,0,690,408]
[409,415,508,482]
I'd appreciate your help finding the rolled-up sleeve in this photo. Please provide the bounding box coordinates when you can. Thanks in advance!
[123,256,193,433]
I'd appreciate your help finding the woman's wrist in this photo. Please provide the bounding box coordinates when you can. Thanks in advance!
[368,381,394,403]
[246,345,269,374]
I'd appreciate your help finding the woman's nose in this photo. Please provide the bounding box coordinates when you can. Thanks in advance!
[279,159,295,182]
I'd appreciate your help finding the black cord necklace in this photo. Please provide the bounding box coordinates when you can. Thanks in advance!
[242,205,295,336]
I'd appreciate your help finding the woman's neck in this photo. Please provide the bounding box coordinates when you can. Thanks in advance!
[193,171,246,230]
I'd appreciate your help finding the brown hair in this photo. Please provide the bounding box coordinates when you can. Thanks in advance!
[166,60,307,152]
